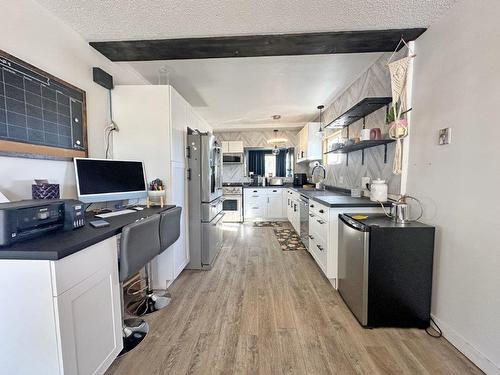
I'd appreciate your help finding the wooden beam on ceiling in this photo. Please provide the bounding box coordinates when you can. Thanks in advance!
[89,28,426,61]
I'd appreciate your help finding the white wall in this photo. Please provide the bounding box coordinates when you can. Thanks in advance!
[409,1,500,373]
[0,0,146,201]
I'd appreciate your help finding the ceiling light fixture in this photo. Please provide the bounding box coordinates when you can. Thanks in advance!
[316,105,325,136]
[267,129,288,145]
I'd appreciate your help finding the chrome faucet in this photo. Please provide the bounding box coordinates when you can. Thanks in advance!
[311,163,327,190]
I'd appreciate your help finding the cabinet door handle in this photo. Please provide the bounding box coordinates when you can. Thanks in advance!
[253,190,258,193]
[252,207,259,209]
[273,190,277,192]
[252,195,259,198]
[317,219,325,224]
[309,213,315,217]
[317,244,324,251]
[319,209,324,213]
[310,204,314,208]
[308,235,314,239]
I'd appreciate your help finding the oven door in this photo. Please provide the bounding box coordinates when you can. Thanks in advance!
[222,195,242,222]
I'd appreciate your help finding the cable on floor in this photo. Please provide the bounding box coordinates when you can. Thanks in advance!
[426,317,443,338]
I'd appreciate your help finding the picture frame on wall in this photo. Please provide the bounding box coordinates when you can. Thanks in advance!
[0,49,88,160]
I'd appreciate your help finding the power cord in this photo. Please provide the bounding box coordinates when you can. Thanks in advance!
[426,317,443,338]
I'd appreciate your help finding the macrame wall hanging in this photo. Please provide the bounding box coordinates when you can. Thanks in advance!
[387,39,415,175]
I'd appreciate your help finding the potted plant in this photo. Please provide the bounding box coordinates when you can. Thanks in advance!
[147,178,165,207]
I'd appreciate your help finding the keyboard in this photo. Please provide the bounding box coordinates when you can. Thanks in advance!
[95,209,136,219]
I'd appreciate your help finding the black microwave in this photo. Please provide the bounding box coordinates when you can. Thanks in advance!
[223,154,243,164]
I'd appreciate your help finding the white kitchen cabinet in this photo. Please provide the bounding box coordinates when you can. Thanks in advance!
[267,194,283,219]
[0,237,122,375]
[228,141,244,153]
[243,188,286,220]
[113,85,209,289]
[170,88,188,164]
[221,141,244,153]
[171,161,189,279]
[297,122,322,162]
[308,200,383,288]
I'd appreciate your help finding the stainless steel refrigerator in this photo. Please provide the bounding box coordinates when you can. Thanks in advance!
[186,129,224,270]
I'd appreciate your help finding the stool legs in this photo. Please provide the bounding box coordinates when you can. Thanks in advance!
[139,262,171,315]
[118,282,149,357]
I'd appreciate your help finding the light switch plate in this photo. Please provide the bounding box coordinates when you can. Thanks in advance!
[439,128,451,145]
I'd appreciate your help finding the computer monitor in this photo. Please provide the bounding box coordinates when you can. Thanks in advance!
[74,158,148,203]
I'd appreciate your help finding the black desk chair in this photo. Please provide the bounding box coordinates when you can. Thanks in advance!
[118,214,161,356]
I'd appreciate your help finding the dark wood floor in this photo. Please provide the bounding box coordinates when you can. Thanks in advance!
[106,222,482,375]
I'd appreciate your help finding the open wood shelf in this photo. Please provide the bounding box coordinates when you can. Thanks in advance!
[324,139,395,155]
[324,97,392,129]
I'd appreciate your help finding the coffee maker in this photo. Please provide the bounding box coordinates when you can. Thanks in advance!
[293,173,308,187]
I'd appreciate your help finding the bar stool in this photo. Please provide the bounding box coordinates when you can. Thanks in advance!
[118,214,161,356]
[131,207,182,316]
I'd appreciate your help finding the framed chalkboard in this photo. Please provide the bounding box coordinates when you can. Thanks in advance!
[0,49,87,160]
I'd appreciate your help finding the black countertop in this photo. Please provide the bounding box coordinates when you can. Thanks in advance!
[343,213,433,228]
[290,187,392,208]
[0,205,175,261]
[243,184,292,189]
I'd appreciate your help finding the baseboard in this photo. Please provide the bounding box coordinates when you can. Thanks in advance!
[174,258,190,280]
[431,314,500,375]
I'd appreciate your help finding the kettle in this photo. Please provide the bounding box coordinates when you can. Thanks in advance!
[390,196,423,223]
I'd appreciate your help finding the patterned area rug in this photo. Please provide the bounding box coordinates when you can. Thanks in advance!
[273,228,306,251]
[253,221,283,228]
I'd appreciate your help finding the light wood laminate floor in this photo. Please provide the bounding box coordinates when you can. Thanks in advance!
[107,223,482,375]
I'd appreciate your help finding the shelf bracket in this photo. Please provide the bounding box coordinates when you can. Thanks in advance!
[384,144,388,164]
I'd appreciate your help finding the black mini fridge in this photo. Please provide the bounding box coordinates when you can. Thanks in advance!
[338,213,435,328]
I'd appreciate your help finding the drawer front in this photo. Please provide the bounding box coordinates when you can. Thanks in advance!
[309,201,328,221]
[246,188,266,195]
[245,205,266,218]
[50,236,118,297]
[310,215,328,244]
[266,188,283,196]
[245,194,264,207]
[309,236,326,272]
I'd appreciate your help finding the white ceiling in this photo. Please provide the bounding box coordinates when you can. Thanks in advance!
[123,53,381,130]
[35,0,457,42]
[34,0,457,131]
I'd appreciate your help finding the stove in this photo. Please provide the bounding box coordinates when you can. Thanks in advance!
[222,185,243,222]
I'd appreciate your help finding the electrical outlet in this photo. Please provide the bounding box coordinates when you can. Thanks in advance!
[361,177,371,188]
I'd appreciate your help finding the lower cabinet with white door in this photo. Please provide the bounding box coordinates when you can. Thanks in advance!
[308,200,383,288]
[243,188,287,220]
[0,236,122,375]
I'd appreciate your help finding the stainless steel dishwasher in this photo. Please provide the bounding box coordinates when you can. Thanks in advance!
[299,194,309,250]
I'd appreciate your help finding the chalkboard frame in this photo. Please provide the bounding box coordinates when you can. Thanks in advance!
[0,49,88,161]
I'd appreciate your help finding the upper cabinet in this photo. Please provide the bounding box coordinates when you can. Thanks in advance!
[221,141,244,154]
[297,122,322,163]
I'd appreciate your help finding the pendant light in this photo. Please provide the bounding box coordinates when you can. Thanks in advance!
[316,105,325,136]
[268,129,288,155]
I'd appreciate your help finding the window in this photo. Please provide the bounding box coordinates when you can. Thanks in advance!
[323,130,343,165]
[264,154,276,177]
